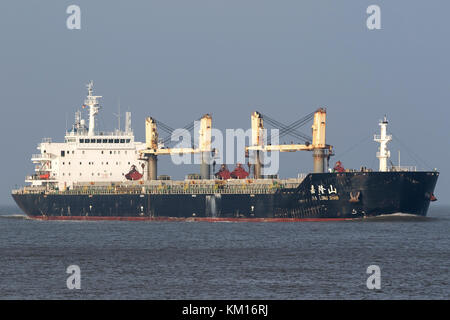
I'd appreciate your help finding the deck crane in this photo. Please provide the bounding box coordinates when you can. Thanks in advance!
[246,108,334,177]
[140,114,213,180]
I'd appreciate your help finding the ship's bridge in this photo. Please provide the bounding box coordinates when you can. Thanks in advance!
[24,81,147,189]
[64,132,135,146]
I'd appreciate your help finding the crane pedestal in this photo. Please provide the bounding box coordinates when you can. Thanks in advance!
[254,151,262,179]
[313,149,327,173]
[200,152,211,179]
[147,154,158,180]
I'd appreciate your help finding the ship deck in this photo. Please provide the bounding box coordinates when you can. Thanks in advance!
[12,177,306,196]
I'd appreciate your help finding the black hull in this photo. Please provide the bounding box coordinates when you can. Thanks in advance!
[12,172,439,220]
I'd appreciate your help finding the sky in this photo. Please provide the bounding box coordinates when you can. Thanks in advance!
[0,0,449,205]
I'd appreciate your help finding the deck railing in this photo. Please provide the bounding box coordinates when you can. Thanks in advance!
[14,177,306,196]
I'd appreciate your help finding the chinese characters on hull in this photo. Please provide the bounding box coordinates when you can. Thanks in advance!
[310,184,339,201]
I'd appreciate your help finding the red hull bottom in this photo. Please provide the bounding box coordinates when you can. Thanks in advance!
[29,216,353,222]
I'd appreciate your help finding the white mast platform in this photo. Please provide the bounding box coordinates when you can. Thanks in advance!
[374,116,392,172]
[85,81,102,136]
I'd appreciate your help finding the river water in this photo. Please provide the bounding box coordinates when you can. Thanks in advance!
[0,205,448,299]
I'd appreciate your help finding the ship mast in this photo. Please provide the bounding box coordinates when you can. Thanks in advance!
[84,81,102,136]
[374,116,392,172]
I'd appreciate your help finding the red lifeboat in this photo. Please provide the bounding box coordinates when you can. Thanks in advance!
[39,173,50,180]
[125,165,143,181]
[215,164,231,180]
[333,161,345,173]
[230,163,249,179]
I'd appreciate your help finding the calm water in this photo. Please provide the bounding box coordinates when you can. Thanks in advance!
[0,205,448,300]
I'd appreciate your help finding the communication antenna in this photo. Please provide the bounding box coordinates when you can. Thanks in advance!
[125,109,132,133]
[84,81,102,136]
[113,98,121,132]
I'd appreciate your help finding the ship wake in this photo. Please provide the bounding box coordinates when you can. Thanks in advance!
[361,213,430,222]
[0,214,30,220]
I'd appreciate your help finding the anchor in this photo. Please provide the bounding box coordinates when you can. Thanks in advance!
[349,191,360,203]
[427,193,437,202]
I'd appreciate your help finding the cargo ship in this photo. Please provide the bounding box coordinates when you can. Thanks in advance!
[12,82,439,221]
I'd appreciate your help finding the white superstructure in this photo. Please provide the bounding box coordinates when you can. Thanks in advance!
[26,81,147,190]
[374,116,392,172]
